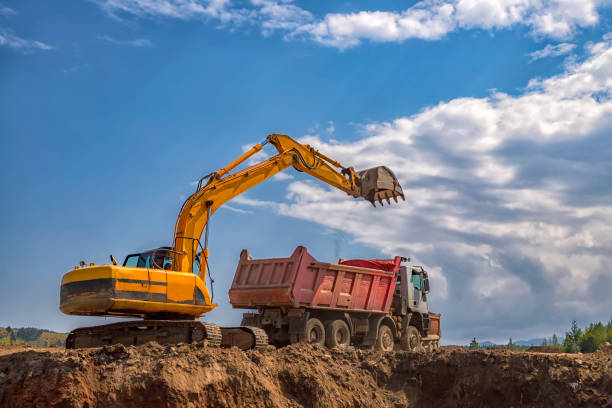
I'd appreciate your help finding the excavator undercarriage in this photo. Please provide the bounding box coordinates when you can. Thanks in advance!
[65,320,268,350]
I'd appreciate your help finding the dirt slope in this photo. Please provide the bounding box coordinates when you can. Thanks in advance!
[0,342,610,408]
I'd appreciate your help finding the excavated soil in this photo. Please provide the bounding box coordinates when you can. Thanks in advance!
[0,342,610,408]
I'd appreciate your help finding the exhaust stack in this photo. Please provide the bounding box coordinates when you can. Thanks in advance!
[358,166,404,206]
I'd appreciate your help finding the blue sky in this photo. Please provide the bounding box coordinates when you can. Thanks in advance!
[1,0,611,344]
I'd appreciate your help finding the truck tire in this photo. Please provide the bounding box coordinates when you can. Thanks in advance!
[400,325,421,351]
[304,318,325,346]
[325,320,350,349]
[375,324,394,352]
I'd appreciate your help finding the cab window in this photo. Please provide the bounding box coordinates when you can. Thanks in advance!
[124,254,150,268]
[411,274,422,290]
[193,256,200,275]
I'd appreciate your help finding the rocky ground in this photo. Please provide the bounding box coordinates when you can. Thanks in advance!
[0,342,610,408]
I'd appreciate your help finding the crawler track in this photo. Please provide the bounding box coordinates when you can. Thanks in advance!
[65,320,266,350]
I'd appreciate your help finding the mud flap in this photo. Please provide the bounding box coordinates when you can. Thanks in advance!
[288,312,310,343]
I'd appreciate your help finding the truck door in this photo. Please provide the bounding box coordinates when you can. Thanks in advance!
[411,270,422,307]
[392,266,410,315]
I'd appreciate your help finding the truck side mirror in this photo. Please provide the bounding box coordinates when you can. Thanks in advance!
[423,278,430,292]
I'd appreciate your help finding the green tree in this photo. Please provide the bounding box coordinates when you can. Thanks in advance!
[17,328,42,342]
[563,320,582,353]
[9,331,16,344]
[551,334,559,347]
[469,338,481,350]
[541,338,547,346]
[580,334,598,353]
[579,322,606,352]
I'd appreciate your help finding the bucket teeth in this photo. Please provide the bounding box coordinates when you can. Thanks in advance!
[357,166,404,208]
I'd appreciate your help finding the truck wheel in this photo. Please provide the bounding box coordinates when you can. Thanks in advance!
[304,318,325,345]
[401,325,421,351]
[375,324,394,352]
[325,320,350,349]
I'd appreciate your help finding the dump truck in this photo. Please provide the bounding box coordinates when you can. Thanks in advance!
[229,246,441,351]
[60,134,404,350]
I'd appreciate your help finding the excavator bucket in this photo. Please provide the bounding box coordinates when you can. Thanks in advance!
[358,166,404,206]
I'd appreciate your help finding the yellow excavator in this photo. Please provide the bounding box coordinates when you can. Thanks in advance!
[60,134,404,349]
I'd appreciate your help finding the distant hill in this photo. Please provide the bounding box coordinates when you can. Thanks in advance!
[469,338,547,349]
[514,339,546,347]
[0,327,66,347]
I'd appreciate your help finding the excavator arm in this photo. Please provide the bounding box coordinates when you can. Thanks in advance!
[172,134,404,275]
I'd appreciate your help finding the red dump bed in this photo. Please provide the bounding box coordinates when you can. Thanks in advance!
[229,246,402,313]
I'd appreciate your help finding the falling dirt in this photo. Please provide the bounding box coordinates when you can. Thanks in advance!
[0,342,610,407]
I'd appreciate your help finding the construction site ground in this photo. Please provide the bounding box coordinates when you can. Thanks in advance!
[0,342,610,408]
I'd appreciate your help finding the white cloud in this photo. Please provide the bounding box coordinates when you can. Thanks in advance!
[293,0,603,48]
[528,42,576,61]
[93,0,609,49]
[273,172,294,181]
[232,195,280,210]
[97,34,154,47]
[325,121,335,134]
[237,33,612,341]
[0,28,53,53]
[0,4,17,17]
[252,0,312,35]
[63,65,82,74]
[296,3,456,48]
[221,204,253,214]
[94,0,243,22]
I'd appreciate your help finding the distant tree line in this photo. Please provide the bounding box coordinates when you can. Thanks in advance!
[1,327,65,346]
[468,318,612,353]
[555,319,612,353]
[468,337,529,351]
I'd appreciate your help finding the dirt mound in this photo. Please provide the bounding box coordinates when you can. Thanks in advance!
[527,345,563,353]
[0,342,610,407]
